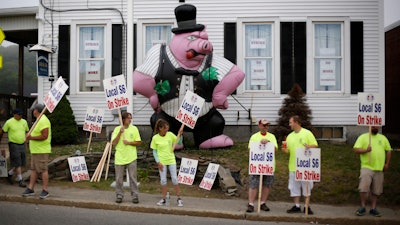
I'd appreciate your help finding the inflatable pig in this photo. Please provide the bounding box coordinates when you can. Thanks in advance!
[133,4,245,149]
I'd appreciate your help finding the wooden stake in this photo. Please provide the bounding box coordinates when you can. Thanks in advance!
[97,145,110,182]
[305,182,310,215]
[90,142,110,182]
[104,143,112,180]
[27,107,47,136]
[172,124,185,151]
[86,131,93,153]
[257,175,262,214]
[368,126,372,163]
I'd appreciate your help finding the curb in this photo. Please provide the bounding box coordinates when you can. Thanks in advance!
[1,194,398,225]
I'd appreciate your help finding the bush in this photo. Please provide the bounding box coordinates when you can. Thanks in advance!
[275,83,313,141]
[47,96,78,145]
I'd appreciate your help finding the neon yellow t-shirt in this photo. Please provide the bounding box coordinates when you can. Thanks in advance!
[2,117,29,144]
[286,128,318,172]
[353,133,392,171]
[29,114,51,154]
[150,131,177,165]
[112,125,141,165]
[248,132,278,168]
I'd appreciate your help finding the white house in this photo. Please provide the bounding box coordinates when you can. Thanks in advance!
[0,0,388,143]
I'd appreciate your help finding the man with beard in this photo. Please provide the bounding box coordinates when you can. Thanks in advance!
[354,126,392,217]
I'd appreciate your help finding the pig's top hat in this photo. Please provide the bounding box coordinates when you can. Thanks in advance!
[172,4,205,34]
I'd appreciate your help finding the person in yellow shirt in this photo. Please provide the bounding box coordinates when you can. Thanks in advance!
[353,126,392,217]
[22,104,52,199]
[1,108,29,187]
[282,115,318,215]
[111,112,142,204]
[246,119,278,213]
[151,119,183,207]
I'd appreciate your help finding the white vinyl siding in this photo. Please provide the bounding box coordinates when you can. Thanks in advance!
[32,0,382,128]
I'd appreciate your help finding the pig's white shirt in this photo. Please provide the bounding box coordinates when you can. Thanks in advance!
[136,44,234,117]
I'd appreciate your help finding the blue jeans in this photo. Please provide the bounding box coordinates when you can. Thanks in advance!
[159,164,178,185]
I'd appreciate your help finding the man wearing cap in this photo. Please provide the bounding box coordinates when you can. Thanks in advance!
[246,119,277,213]
[283,115,318,214]
[22,104,52,199]
[1,108,29,187]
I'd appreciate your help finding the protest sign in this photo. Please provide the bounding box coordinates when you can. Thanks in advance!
[177,157,198,185]
[83,107,104,134]
[357,93,385,126]
[43,76,69,113]
[199,163,220,190]
[103,75,129,110]
[295,148,321,182]
[0,150,7,177]
[248,142,275,175]
[68,156,90,182]
[175,90,205,129]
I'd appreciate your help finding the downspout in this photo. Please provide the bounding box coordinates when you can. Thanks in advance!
[126,0,134,115]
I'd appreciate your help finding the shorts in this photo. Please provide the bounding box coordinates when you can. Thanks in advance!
[159,164,178,186]
[288,172,313,197]
[249,175,274,189]
[8,143,27,167]
[358,168,384,195]
[30,154,49,173]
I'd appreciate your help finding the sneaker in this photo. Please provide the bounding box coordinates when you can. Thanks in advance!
[132,197,139,204]
[355,207,366,216]
[287,205,301,213]
[156,199,166,206]
[303,206,314,215]
[116,196,123,203]
[39,190,49,199]
[246,204,254,213]
[369,208,381,217]
[177,198,183,207]
[7,174,13,185]
[260,203,270,211]
[18,180,27,188]
[22,188,35,197]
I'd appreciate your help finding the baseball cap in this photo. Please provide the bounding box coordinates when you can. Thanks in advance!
[33,104,45,112]
[12,108,23,115]
[258,119,270,125]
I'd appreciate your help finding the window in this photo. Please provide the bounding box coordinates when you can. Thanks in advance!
[313,23,343,92]
[144,25,172,54]
[244,24,273,91]
[280,22,307,94]
[78,26,105,92]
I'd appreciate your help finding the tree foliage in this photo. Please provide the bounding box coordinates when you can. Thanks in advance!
[274,83,313,141]
[47,95,78,145]
[0,45,37,96]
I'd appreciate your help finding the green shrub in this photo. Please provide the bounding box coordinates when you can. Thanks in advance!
[47,95,78,145]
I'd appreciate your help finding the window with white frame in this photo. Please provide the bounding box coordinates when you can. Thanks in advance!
[144,25,172,55]
[78,26,105,92]
[244,23,273,91]
[313,23,343,91]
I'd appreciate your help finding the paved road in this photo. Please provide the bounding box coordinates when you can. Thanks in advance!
[1,201,316,225]
[0,182,398,225]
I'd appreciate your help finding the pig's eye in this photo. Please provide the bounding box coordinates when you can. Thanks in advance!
[186,36,197,41]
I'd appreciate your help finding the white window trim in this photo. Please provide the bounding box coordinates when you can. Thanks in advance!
[307,17,350,96]
[237,17,280,96]
[70,20,112,95]
[136,18,175,66]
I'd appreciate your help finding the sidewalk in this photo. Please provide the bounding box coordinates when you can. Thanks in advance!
[0,182,398,225]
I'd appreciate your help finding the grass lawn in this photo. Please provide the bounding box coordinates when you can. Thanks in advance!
[49,140,400,208]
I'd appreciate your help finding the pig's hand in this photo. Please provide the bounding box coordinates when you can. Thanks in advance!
[149,94,161,112]
[212,66,245,109]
